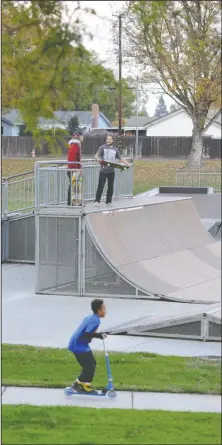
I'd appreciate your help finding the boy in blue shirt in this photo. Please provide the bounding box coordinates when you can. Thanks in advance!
[68,299,107,394]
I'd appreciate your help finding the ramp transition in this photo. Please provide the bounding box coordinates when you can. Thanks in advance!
[86,198,221,304]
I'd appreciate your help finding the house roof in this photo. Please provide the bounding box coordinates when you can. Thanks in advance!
[52,111,93,126]
[144,108,184,128]
[1,116,13,125]
[125,116,154,127]
[144,107,222,130]
[205,109,221,127]
[2,109,24,125]
[2,109,113,128]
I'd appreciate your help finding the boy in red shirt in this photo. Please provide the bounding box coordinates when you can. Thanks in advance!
[67,131,83,205]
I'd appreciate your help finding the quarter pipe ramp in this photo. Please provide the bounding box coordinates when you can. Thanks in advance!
[86,198,221,304]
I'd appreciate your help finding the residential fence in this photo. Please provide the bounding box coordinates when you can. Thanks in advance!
[2,135,221,158]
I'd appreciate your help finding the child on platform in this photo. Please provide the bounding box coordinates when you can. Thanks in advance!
[68,299,107,394]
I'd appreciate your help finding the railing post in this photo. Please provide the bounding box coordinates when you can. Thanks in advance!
[35,162,39,210]
[4,181,8,216]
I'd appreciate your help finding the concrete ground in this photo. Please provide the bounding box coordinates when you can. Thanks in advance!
[2,265,221,415]
[2,386,221,413]
[2,263,221,357]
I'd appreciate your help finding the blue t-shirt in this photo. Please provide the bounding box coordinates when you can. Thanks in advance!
[68,314,100,353]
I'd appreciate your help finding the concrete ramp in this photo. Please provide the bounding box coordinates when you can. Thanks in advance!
[86,198,221,304]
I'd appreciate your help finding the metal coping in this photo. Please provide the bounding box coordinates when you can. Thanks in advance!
[159,186,211,194]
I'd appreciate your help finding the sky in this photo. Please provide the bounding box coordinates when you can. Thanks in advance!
[64,1,175,116]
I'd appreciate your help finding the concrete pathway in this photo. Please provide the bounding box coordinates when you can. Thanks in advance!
[2,386,221,413]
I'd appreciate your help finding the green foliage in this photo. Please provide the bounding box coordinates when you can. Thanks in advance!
[60,49,136,123]
[40,128,69,136]
[2,1,135,154]
[67,116,80,135]
[2,0,83,144]
[19,125,33,137]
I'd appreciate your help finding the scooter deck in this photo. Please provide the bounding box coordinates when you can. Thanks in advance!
[65,386,117,399]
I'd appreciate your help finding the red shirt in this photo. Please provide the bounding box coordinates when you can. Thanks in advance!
[68,139,81,170]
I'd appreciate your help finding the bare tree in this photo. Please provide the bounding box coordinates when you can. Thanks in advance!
[119,1,221,167]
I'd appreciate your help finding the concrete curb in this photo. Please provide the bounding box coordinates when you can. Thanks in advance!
[2,386,221,413]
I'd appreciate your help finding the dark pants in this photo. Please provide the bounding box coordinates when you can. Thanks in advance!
[67,171,71,206]
[74,351,96,383]
[95,171,115,204]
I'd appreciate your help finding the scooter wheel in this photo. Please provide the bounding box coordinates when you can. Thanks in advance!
[65,387,74,396]
[107,390,117,399]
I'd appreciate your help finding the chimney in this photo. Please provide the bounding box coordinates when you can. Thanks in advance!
[91,104,99,129]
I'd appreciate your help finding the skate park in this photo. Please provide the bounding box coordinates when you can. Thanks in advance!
[2,159,221,415]
[2,159,221,350]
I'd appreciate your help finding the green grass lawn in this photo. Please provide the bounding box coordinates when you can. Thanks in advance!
[2,345,221,394]
[2,405,221,445]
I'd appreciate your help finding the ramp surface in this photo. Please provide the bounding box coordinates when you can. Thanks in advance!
[86,198,221,303]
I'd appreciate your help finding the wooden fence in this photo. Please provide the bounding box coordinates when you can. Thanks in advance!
[1,135,221,158]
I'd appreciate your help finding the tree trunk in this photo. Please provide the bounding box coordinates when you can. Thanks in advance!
[187,121,203,168]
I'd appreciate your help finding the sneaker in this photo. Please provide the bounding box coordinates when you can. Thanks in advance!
[94,202,100,207]
[72,380,97,394]
[71,381,83,393]
[106,202,112,206]
[81,382,98,394]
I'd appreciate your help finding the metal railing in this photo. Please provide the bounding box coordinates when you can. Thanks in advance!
[176,170,221,192]
[1,171,35,215]
[35,159,134,210]
[2,159,133,214]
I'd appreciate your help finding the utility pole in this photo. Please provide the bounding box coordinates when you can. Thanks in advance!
[135,75,139,159]
[118,14,122,136]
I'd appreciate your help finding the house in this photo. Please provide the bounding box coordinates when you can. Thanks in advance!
[2,117,16,136]
[122,116,154,136]
[1,105,113,135]
[39,105,113,132]
[99,116,155,136]
[1,109,23,136]
[203,109,221,138]
[144,108,222,138]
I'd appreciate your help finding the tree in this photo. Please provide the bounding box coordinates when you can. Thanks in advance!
[120,1,221,167]
[60,48,136,122]
[67,116,80,135]
[2,1,136,153]
[139,106,149,117]
[170,104,180,113]
[154,95,168,117]
[19,125,33,137]
[2,0,96,151]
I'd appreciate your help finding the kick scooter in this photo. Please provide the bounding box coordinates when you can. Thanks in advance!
[64,338,117,399]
